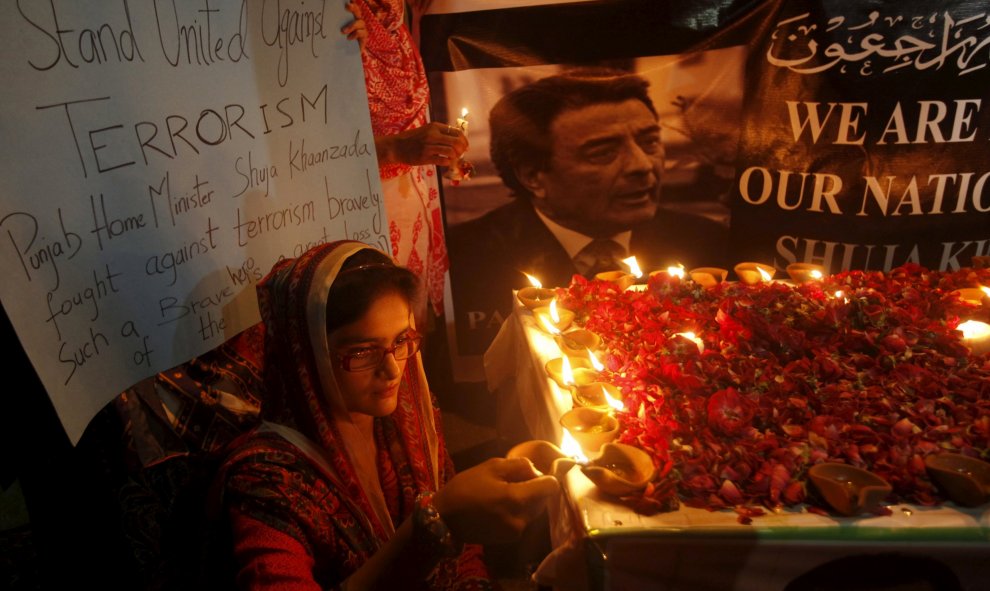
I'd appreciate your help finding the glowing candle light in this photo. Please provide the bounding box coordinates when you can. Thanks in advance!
[674,331,705,353]
[518,272,555,309]
[982,286,990,298]
[603,385,624,411]
[457,107,469,136]
[587,349,605,372]
[959,319,990,356]
[667,263,685,279]
[535,299,574,333]
[734,262,775,285]
[561,355,574,387]
[622,256,643,278]
[538,313,561,335]
[560,429,590,463]
[786,262,826,284]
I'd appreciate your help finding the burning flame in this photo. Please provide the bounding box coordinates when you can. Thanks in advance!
[561,355,574,386]
[981,286,990,298]
[560,429,589,463]
[622,256,643,278]
[587,349,605,372]
[810,269,824,280]
[539,314,561,335]
[461,107,469,118]
[603,385,624,411]
[674,331,704,353]
[550,299,560,324]
[523,272,543,288]
[758,266,773,282]
[959,319,990,339]
[667,263,686,279]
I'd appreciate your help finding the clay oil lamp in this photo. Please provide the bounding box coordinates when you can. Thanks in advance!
[807,463,892,516]
[534,299,575,334]
[688,267,728,288]
[545,355,595,389]
[506,438,656,498]
[556,329,603,359]
[580,442,656,497]
[506,439,579,482]
[619,255,647,289]
[734,262,775,285]
[517,272,556,310]
[559,407,619,454]
[924,453,990,507]
[650,263,686,283]
[786,262,826,284]
[595,270,635,290]
[573,382,624,413]
[952,286,990,309]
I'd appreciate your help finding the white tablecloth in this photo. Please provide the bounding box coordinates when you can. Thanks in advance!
[484,294,990,591]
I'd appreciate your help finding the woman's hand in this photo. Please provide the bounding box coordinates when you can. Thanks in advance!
[375,122,469,168]
[341,1,367,50]
[433,457,559,544]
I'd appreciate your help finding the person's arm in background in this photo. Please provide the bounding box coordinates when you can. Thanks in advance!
[341,1,469,169]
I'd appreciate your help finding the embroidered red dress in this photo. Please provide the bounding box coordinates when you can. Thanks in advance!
[216,242,492,590]
[360,0,448,320]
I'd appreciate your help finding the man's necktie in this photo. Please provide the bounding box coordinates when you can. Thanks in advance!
[575,238,626,278]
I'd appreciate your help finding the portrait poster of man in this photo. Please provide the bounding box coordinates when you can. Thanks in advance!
[433,49,745,375]
[424,0,990,381]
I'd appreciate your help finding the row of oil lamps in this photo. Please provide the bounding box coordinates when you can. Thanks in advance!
[506,258,990,501]
[520,257,990,356]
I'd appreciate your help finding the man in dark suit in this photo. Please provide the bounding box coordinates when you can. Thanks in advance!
[447,68,728,356]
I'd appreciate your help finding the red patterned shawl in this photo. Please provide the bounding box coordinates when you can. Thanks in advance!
[217,242,490,588]
[359,0,430,181]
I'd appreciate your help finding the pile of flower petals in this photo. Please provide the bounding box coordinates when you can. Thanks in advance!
[558,264,990,516]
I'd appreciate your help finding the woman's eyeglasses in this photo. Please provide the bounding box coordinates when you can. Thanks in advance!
[333,333,423,372]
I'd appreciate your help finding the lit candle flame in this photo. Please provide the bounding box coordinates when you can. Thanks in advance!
[550,299,560,323]
[833,290,845,300]
[810,269,824,280]
[758,266,773,282]
[523,272,543,288]
[674,331,704,353]
[461,107,469,118]
[667,263,685,279]
[959,319,990,339]
[981,286,990,298]
[539,314,561,335]
[560,429,589,463]
[561,355,574,386]
[622,256,643,278]
[587,349,604,372]
[603,385,624,411]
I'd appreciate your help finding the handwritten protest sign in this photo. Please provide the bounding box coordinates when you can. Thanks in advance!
[0,0,387,443]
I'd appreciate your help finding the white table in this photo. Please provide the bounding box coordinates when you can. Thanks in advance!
[484,296,990,591]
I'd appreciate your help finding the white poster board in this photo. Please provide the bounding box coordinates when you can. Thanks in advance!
[0,0,387,443]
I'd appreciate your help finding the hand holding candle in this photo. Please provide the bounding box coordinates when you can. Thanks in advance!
[444,107,475,184]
